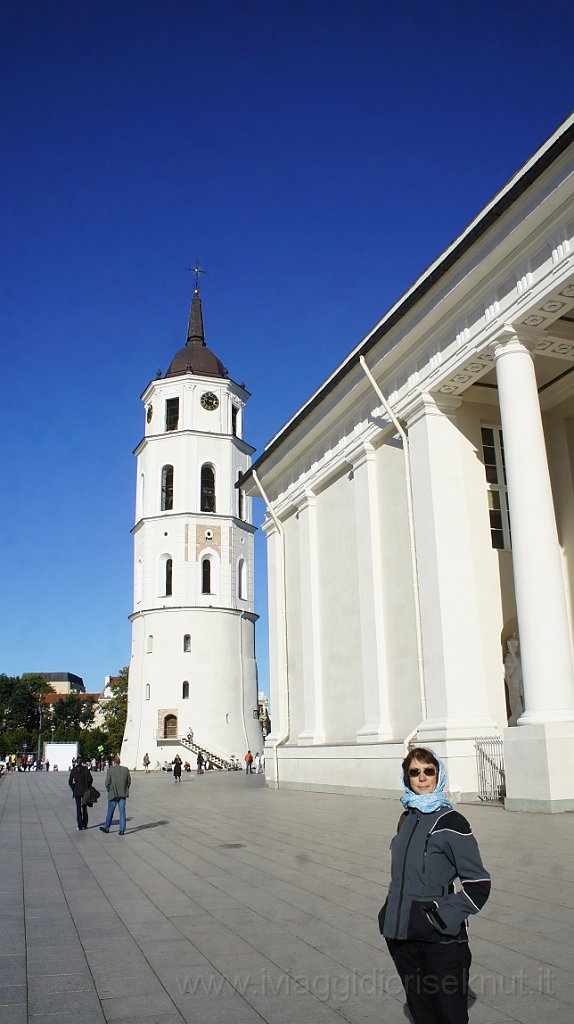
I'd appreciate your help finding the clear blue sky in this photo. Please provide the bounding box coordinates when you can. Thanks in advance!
[1,0,573,696]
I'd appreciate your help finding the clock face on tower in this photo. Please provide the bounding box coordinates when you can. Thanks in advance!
[200,391,219,411]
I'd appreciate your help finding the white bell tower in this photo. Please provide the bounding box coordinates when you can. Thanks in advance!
[121,284,262,769]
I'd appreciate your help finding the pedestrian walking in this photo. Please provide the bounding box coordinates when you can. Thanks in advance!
[253,752,260,774]
[143,752,151,773]
[196,751,204,775]
[258,751,265,774]
[244,750,254,774]
[100,754,131,835]
[68,755,93,831]
[173,754,182,782]
[379,747,491,1024]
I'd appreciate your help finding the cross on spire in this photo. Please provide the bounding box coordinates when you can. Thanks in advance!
[185,262,207,293]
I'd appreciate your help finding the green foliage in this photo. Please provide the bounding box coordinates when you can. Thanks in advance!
[80,727,108,759]
[51,694,96,740]
[0,667,129,761]
[99,667,128,756]
[0,673,54,756]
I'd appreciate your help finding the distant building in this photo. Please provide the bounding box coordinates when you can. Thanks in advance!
[34,672,85,695]
[34,672,102,723]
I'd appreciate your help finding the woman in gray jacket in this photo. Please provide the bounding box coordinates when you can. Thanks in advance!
[379,747,490,1024]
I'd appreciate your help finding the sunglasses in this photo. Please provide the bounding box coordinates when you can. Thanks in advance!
[408,767,437,778]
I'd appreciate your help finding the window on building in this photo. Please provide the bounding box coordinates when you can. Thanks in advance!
[145,684,150,701]
[238,558,247,600]
[202,558,211,594]
[183,634,191,653]
[164,713,178,738]
[232,405,239,436]
[182,681,189,699]
[481,426,511,550]
[237,472,244,520]
[165,558,173,596]
[161,465,174,511]
[200,464,216,513]
[147,635,153,654]
[165,398,179,432]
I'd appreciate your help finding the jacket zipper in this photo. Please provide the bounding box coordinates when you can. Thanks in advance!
[422,834,430,873]
[394,813,420,939]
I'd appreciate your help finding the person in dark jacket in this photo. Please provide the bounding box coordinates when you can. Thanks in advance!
[173,755,182,782]
[68,755,93,831]
[379,747,490,1024]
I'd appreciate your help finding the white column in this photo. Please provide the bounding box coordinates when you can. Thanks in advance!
[296,492,325,744]
[406,393,497,741]
[492,329,574,724]
[351,443,393,742]
[262,518,288,748]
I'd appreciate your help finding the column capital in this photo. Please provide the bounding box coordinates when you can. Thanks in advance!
[489,324,538,361]
[402,391,462,429]
[294,489,317,514]
[346,439,376,471]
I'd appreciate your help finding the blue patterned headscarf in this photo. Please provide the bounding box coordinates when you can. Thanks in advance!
[400,751,453,813]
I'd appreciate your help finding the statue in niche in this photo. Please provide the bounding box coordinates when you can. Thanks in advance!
[504,634,524,726]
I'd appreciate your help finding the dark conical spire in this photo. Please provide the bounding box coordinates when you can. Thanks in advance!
[186,287,205,346]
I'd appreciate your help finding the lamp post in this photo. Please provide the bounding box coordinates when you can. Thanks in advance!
[36,699,44,769]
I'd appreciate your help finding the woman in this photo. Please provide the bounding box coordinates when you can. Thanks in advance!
[173,755,182,782]
[68,754,93,831]
[379,747,490,1024]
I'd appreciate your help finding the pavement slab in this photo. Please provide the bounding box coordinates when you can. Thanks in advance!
[1,768,573,1023]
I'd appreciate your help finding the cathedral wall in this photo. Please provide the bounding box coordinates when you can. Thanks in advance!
[376,441,421,737]
[544,394,574,647]
[315,469,363,744]
[283,511,305,742]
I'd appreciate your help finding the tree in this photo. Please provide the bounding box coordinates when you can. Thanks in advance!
[51,694,96,741]
[0,674,54,756]
[99,667,128,755]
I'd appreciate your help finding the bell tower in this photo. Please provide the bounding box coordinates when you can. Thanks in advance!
[121,285,262,768]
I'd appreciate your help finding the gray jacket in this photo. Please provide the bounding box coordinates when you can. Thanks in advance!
[105,764,131,800]
[379,806,491,943]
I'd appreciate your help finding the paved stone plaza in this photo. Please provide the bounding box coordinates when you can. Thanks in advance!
[0,769,573,1024]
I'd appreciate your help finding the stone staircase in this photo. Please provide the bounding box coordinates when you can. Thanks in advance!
[179,736,238,771]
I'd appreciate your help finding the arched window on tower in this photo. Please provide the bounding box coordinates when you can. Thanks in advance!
[145,684,150,701]
[147,635,153,654]
[183,634,191,653]
[237,472,244,520]
[202,557,211,595]
[163,713,178,738]
[165,558,173,596]
[238,558,247,600]
[161,465,174,511]
[182,681,189,700]
[200,464,216,513]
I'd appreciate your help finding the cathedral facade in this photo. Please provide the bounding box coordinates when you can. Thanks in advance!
[121,288,262,770]
[244,114,574,812]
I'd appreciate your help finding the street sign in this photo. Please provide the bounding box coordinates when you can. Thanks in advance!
[23,743,28,750]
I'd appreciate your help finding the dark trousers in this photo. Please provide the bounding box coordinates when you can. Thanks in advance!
[75,795,88,830]
[387,939,471,1024]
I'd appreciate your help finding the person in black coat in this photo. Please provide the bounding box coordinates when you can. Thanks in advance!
[68,754,93,831]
